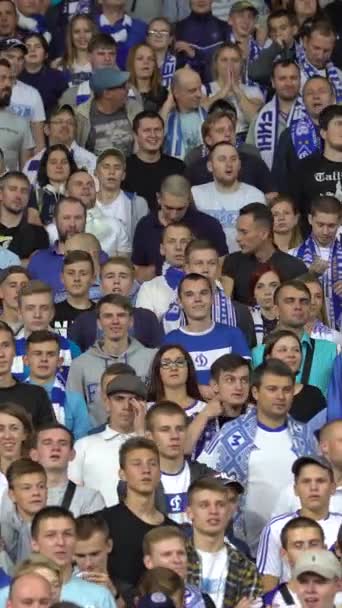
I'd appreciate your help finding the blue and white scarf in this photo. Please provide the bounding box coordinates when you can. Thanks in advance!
[164,265,185,290]
[165,107,207,159]
[75,80,91,106]
[290,106,322,159]
[163,283,237,334]
[229,33,261,86]
[13,332,72,382]
[300,56,342,102]
[161,52,177,89]
[255,95,303,169]
[249,305,265,345]
[295,235,342,329]
[25,373,66,425]
[95,13,132,43]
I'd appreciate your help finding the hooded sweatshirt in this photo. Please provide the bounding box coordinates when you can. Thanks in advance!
[66,337,157,425]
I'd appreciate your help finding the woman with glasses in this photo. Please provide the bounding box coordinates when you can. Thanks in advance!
[148,344,220,459]
[146,17,176,88]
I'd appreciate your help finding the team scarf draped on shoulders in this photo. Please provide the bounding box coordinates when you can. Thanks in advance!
[25,372,66,425]
[300,56,342,102]
[165,107,207,159]
[255,95,303,169]
[295,235,342,329]
[95,13,132,42]
[161,52,177,88]
[290,106,322,159]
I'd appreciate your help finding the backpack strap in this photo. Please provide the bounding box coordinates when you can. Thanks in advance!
[61,480,77,510]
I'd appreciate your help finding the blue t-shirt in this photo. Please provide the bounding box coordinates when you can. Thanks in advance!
[164,322,250,384]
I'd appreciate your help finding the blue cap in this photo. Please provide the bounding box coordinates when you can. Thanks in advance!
[137,593,176,608]
[89,67,130,93]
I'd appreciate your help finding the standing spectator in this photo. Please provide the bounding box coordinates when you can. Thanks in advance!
[127,43,169,113]
[174,0,229,85]
[147,18,176,89]
[122,111,185,212]
[0,58,34,170]
[191,142,265,252]
[61,15,97,86]
[269,195,302,253]
[199,359,318,556]
[299,19,342,98]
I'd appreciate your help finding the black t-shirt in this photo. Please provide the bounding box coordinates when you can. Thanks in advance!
[223,249,307,304]
[0,219,49,259]
[289,153,342,218]
[101,502,175,586]
[290,384,326,424]
[0,381,55,428]
[54,300,96,335]
[122,154,185,211]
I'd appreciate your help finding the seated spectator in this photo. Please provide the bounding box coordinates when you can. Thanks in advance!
[73,514,121,600]
[93,0,147,70]
[0,0,19,40]
[24,331,91,439]
[122,110,185,212]
[61,15,97,87]
[127,44,169,114]
[54,251,96,336]
[0,321,55,426]
[273,76,335,191]
[12,553,63,602]
[99,437,175,589]
[257,456,341,592]
[23,105,97,186]
[206,43,263,141]
[66,294,157,423]
[222,203,307,304]
[146,401,214,523]
[138,568,185,608]
[136,222,192,320]
[68,374,147,506]
[66,170,97,211]
[63,232,106,304]
[91,147,147,252]
[227,0,261,87]
[132,174,228,282]
[300,273,342,345]
[75,66,142,157]
[27,196,87,298]
[59,33,117,107]
[1,459,47,562]
[184,108,277,198]
[0,38,46,152]
[0,58,34,170]
[262,518,324,606]
[163,239,256,347]
[191,142,266,252]
[33,144,78,226]
[186,477,262,605]
[164,273,250,389]
[30,423,105,514]
[14,280,81,381]
[0,266,29,333]
[294,549,341,608]
[174,0,229,85]
[19,33,69,117]
[199,359,318,557]
[146,18,176,89]
[209,353,251,427]
[248,264,281,345]
[0,172,48,261]
[164,68,206,159]
[269,195,302,253]
[69,256,163,351]
[263,329,327,432]
[0,402,33,501]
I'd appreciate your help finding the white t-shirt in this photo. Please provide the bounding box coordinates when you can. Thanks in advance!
[136,275,177,320]
[11,80,46,122]
[244,423,297,557]
[197,546,228,608]
[191,181,266,252]
[96,190,148,245]
[68,426,136,506]
[86,205,131,256]
[161,461,191,524]
[208,81,264,134]
[257,510,342,582]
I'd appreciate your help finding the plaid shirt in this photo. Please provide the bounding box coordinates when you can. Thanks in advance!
[186,538,262,608]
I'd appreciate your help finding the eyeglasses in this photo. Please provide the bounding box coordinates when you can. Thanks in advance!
[148,29,170,36]
[160,358,187,369]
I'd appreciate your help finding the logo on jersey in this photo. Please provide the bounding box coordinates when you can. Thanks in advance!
[194,353,208,368]
[228,432,245,449]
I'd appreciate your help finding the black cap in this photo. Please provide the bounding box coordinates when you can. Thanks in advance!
[0,38,27,54]
[106,374,147,400]
[214,472,244,494]
[292,455,333,477]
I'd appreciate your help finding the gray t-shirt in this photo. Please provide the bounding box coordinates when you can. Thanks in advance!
[0,109,34,169]
[88,102,134,157]
[47,483,105,516]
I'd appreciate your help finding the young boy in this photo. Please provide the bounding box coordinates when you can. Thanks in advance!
[15,280,81,381]
[54,250,96,337]
[0,266,29,333]
[1,459,47,562]
[24,330,91,439]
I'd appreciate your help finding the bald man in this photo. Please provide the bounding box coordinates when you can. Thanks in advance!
[164,68,207,159]
[7,573,52,608]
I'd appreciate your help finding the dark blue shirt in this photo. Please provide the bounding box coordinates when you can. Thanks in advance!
[20,66,69,116]
[132,208,228,274]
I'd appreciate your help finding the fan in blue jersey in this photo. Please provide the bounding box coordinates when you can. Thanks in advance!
[163,273,251,390]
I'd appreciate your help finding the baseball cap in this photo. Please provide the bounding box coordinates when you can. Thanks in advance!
[137,593,176,608]
[0,38,27,54]
[293,550,342,580]
[89,67,130,93]
[292,455,333,477]
[106,374,147,400]
[230,1,258,15]
[214,472,244,494]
